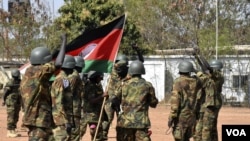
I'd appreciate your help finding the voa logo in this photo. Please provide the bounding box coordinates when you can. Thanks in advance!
[226,129,246,136]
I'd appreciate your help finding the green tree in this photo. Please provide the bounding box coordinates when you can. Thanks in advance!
[54,0,145,56]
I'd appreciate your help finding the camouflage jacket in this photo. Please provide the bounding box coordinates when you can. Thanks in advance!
[211,70,224,108]
[3,78,21,102]
[83,80,104,123]
[5,78,21,93]
[68,69,84,120]
[116,76,159,128]
[107,69,121,98]
[169,75,202,126]
[196,72,217,112]
[51,70,73,126]
[20,62,55,128]
[211,70,224,94]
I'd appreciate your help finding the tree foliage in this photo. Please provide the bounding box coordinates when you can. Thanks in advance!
[0,0,250,61]
[0,0,54,61]
[54,0,145,56]
[124,0,250,58]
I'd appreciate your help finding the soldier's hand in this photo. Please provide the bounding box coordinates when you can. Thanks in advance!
[168,118,175,128]
[192,47,200,56]
[131,43,139,51]
[102,92,109,98]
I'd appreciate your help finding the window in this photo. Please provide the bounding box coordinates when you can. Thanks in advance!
[232,75,248,88]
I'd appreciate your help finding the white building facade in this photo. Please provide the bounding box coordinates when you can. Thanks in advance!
[140,55,250,103]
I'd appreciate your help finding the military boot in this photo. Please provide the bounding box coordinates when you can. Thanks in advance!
[7,130,21,138]
[13,129,21,137]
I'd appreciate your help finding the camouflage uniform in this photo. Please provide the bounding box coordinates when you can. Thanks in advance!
[84,80,105,141]
[51,70,74,141]
[4,78,22,131]
[102,68,121,139]
[20,63,56,141]
[211,70,224,141]
[169,74,202,141]
[69,70,84,141]
[194,71,224,141]
[79,74,88,139]
[194,72,218,141]
[116,76,158,141]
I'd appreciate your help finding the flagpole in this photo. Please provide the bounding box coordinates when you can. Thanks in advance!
[93,79,111,141]
[93,14,127,141]
[215,0,218,60]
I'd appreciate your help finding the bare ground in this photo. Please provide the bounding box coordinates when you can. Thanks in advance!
[0,101,250,141]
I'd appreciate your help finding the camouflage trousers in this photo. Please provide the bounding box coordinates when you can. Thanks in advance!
[102,102,116,140]
[6,94,21,130]
[79,116,88,139]
[70,117,81,141]
[52,125,71,141]
[116,127,151,141]
[27,126,54,141]
[194,108,220,141]
[193,113,204,141]
[172,124,193,141]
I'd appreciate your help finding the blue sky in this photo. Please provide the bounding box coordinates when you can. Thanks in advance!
[1,0,65,18]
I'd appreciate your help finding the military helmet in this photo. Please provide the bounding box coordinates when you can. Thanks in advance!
[62,55,76,69]
[30,47,52,65]
[116,54,128,63]
[74,56,85,68]
[209,59,223,70]
[11,69,20,78]
[128,60,145,75]
[178,61,195,73]
[115,60,128,69]
[87,70,104,79]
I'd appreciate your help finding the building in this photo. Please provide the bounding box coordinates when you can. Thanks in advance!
[0,54,249,104]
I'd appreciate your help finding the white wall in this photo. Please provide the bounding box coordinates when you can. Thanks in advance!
[143,55,250,102]
[143,60,165,101]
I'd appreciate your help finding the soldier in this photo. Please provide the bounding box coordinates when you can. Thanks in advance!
[102,54,129,140]
[51,55,76,141]
[192,49,224,141]
[102,44,144,140]
[168,61,202,141]
[209,59,224,141]
[20,34,66,141]
[84,70,108,141]
[115,60,158,141]
[2,69,22,137]
[194,70,217,141]
[71,56,89,140]
[195,59,224,141]
[69,56,85,141]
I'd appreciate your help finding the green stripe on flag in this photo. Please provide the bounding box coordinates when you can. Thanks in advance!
[83,60,114,73]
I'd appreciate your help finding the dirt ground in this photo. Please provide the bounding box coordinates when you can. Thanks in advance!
[0,102,249,141]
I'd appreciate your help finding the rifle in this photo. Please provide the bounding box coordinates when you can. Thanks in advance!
[131,43,144,63]
[193,47,212,74]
